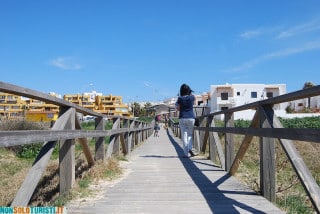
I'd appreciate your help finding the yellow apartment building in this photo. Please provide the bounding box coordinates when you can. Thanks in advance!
[0,92,26,119]
[25,96,60,122]
[0,92,59,122]
[0,91,131,122]
[95,94,131,117]
[63,93,131,117]
[63,93,96,112]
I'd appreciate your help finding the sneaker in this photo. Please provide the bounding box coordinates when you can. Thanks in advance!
[189,150,196,157]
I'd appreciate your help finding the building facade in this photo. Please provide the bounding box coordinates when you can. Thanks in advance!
[209,83,287,120]
[95,94,130,117]
[0,92,26,119]
[0,92,60,122]
[0,91,131,122]
[63,92,131,118]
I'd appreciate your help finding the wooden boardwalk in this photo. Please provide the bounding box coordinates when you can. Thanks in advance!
[67,126,285,214]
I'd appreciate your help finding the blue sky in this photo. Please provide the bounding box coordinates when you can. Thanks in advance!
[1,1,320,103]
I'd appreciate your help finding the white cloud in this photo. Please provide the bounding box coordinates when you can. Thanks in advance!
[50,57,82,70]
[225,40,320,73]
[240,26,280,40]
[240,18,320,40]
[277,19,320,39]
[240,30,262,39]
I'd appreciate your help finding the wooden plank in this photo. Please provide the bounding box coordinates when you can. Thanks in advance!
[59,108,76,195]
[0,127,152,148]
[225,112,234,172]
[122,119,130,155]
[106,118,121,158]
[120,133,127,155]
[128,120,135,152]
[259,105,276,202]
[95,117,105,161]
[137,122,143,145]
[193,129,200,152]
[195,127,320,143]
[198,119,205,152]
[208,131,216,163]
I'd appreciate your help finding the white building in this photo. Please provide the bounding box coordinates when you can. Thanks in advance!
[288,96,320,112]
[209,83,287,120]
[83,90,102,101]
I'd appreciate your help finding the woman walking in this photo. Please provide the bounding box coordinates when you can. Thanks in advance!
[175,83,196,158]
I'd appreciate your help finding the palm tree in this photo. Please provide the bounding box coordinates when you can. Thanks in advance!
[303,81,315,109]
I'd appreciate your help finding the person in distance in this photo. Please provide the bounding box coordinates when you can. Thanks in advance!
[175,83,197,158]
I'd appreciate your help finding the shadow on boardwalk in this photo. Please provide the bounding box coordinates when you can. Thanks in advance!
[166,129,281,214]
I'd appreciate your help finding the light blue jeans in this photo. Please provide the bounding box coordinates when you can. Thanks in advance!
[179,118,195,156]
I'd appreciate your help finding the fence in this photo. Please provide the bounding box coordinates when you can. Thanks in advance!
[171,85,320,213]
[0,81,153,206]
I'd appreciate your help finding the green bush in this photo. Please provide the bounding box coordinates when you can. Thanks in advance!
[279,116,320,128]
[230,117,320,129]
[234,119,251,128]
[17,143,42,159]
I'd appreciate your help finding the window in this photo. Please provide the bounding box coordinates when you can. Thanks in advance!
[221,107,228,110]
[266,92,273,98]
[221,92,228,100]
[251,92,257,98]
[237,92,240,96]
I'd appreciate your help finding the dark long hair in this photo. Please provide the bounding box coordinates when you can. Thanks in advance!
[179,84,193,96]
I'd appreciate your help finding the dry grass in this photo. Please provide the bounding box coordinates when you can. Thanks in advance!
[0,149,31,206]
[0,148,123,206]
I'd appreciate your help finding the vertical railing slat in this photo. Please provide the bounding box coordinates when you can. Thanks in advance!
[59,107,76,195]
[225,112,234,171]
[259,105,276,202]
[95,117,106,161]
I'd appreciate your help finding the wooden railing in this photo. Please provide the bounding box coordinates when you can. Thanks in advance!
[0,82,153,206]
[171,85,320,213]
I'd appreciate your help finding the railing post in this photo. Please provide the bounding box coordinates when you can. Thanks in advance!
[134,121,139,146]
[123,119,130,155]
[59,107,76,195]
[137,122,142,144]
[142,122,146,142]
[95,116,105,161]
[198,119,205,152]
[225,112,234,172]
[128,119,135,152]
[114,118,121,155]
[107,117,121,158]
[201,115,211,153]
[259,105,276,202]
[211,119,226,170]
[193,122,200,153]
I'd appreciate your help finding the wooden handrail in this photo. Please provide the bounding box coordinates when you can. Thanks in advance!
[0,81,153,206]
